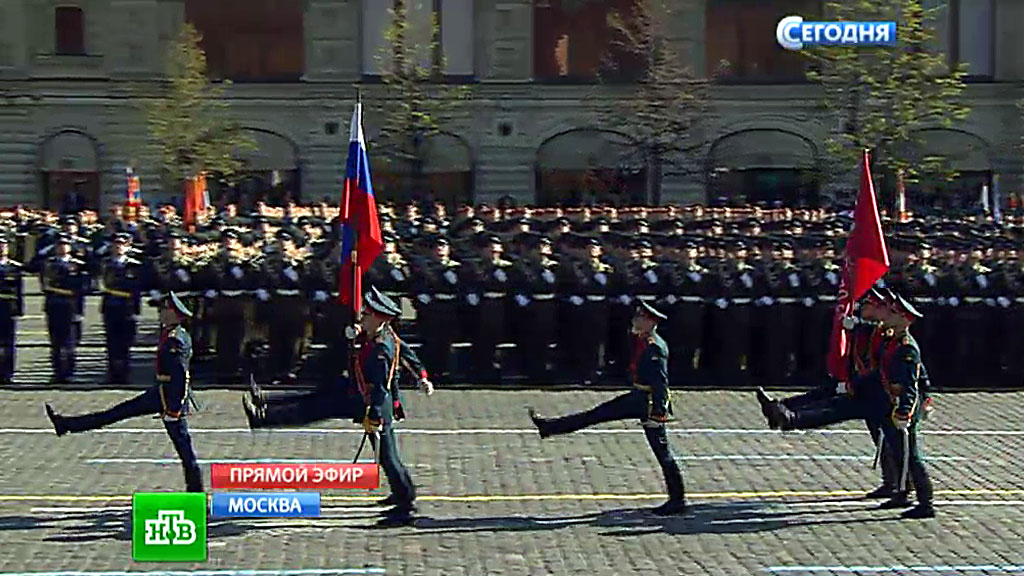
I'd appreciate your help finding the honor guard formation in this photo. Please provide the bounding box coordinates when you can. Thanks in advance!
[0,200,1016,528]
[1,202,1022,389]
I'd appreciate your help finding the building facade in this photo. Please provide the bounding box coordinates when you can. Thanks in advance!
[0,0,1021,211]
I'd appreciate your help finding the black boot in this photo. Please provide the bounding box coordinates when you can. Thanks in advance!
[242,397,263,429]
[248,375,266,411]
[756,387,777,428]
[45,404,67,437]
[184,467,205,493]
[865,485,896,499]
[651,499,689,516]
[377,494,398,507]
[375,503,415,527]
[766,401,795,431]
[878,493,912,509]
[528,408,551,439]
[900,503,935,519]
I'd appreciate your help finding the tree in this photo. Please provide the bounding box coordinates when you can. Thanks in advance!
[593,0,711,204]
[373,1,469,203]
[142,23,255,190]
[808,0,970,199]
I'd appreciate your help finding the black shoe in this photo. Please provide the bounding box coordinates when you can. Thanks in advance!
[756,387,777,428]
[248,375,265,410]
[528,408,551,439]
[900,504,935,519]
[651,499,688,516]
[375,506,415,527]
[45,404,67,437]
[765,401,793,431]
[877,494,912,510]
[865,485,896,499]
[242,397,262,429]
[376,494,398,507]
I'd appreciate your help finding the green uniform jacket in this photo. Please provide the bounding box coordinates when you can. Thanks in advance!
[881,331,925,424]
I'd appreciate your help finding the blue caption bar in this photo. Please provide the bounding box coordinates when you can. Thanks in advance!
[210,492,320,518]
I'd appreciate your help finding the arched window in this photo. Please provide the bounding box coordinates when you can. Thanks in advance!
[55,6,85,55]
[185,0,305,81]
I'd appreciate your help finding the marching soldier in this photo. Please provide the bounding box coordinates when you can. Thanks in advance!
[0,234,24,384]
[42,234,89,383]
[99,233,143,384]
[529,301,687,516]
[46,292,204,492]
[875,292,935,519]
[245,288,418,527]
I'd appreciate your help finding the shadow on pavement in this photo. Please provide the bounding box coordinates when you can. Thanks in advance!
[404,500,899,536]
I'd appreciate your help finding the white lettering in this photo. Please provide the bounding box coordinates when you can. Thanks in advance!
[264,467,281,484]
[823,23,842,42]
[230,468,243,484]
[858,23,875,42]
[876,23,892,42]
[841,24,858,43]
[802,24,814,42]
[312,466,324,483]
[295,467,308,484]
[813,23,827,42]
[784,22,801,44]
[228,497,244,514]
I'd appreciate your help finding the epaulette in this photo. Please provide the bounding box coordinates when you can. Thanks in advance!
[70,258,86,266]
[126,258,142,266]
[497,258,513,267]
[447,260,461,267]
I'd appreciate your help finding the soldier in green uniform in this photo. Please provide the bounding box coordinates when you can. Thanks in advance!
[45,293,203,492]
[528,301,687,516]
[875,292,935,519]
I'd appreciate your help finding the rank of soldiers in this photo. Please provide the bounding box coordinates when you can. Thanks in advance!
[1,200,1023,389]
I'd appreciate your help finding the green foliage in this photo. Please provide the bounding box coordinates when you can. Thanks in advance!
[373,1,469,190]
[808,0,970,192]
[594,0,711,192]
[142,23,255,187]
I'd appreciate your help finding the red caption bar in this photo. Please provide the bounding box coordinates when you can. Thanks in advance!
[211,463,379,490]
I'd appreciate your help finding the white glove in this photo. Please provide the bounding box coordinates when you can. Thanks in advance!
[149,289,161,301]
[542,269,556,284]
[284,267,299,282]
[618,295,631,305]
[204,289,217,299]
[836,381,848,394]
[948,297,960,307]
[665,295,678,305]
[841,315,857,330]
[417,294,431,305]
[494,269,507,282]
[466,293,480,306]
[231,266,243,279]
[937,297,947,306]
[391,268,405,281]
[715,298,728,309]
[570,295,584,306]
[176,269,189,282]
[515,294,530,307]
[344,325,359,340]
[998,296,1010,308]
[594,273,607,286]
[894,418,910,431]
[444,270,458,285]
[644,270,658,284]
[802,297,814,308]
[314,290,328,302]
[256,289,269,301]
[419,378,434,396]
[788,273,800,287]
[984,298,996,307]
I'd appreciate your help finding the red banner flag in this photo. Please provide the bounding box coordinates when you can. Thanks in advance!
[183,173,207,232]
[826,150,890,381]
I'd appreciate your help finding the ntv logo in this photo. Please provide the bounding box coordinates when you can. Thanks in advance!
[144,510,197,546]
[776,16,897,50]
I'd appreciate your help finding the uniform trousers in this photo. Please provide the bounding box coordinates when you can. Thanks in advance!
[537,389,684,502]
[255,384,416,509]
[55,385,203,492]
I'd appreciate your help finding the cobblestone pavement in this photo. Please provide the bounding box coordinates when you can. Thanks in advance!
[0,388,1022,576]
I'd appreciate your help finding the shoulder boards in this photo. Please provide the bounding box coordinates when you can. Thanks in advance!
[71,258,86,265]
[450,260,461,267]
[126,258,142,265]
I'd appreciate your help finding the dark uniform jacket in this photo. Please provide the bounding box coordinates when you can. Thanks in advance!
[156,325,193,418]
[632,329,671,421]
[0,259,24,317]
[355,327,401,424]
[880,331,927,424]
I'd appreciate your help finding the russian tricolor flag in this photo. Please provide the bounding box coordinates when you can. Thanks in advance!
[338,101,383,314]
